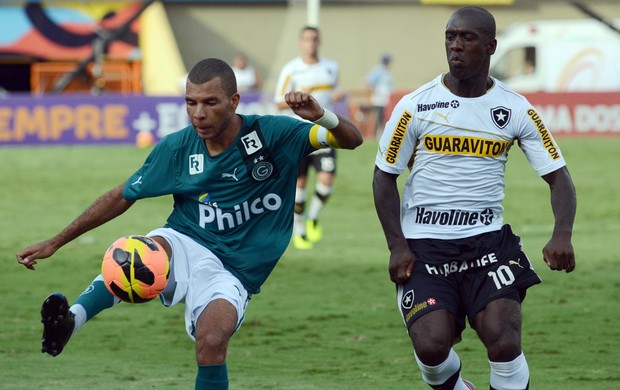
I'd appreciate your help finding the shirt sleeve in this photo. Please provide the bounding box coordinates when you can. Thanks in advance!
[122,139,178,200]
[517,107,566,176]
[375,96,416,175]
[274,63,293,105]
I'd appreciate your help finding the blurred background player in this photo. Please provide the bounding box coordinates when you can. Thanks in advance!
[231,52,261,92]
[274,26,344,250]
[366,53,395,140]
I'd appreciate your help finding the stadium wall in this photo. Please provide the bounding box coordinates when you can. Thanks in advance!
[164,1,620,92]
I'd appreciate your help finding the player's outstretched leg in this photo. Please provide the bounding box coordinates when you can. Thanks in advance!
[40,275,120,357]
[41,292,75,357]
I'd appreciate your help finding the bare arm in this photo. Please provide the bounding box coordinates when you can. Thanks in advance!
[16,183,134,270]
[372,166,415,284]
[284,91,363,149]
[541,166,577,272]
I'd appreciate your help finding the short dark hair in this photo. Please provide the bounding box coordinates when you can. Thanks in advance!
[187,58,237,96]
[452,6,496,40]
[300,25,320,37]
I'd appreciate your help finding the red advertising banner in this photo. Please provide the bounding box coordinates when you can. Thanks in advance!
[386,91,620,137]
[525,92,620,137]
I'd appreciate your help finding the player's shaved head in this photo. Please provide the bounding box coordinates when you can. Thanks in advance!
[188,58,238,96]
[448,6,496,40]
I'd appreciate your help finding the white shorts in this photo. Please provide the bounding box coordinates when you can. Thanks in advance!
[147,227,250,341]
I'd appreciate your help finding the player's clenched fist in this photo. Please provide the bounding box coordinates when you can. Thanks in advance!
[284,92,323,121]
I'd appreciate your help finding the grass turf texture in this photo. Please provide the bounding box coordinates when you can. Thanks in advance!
[1,138,619,389]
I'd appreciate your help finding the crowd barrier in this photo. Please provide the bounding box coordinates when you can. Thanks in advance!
[1,90,618,147]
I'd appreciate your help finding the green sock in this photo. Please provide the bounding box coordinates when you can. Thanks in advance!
[74,275,118,321]
[195,364,228,390]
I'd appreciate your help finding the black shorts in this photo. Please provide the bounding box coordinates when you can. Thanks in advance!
[397,225,542,338]
[298,148,336,176]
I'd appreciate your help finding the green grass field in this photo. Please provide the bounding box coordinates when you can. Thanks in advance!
[1,137,619,389]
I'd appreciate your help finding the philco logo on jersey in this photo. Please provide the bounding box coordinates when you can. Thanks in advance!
[415,207,494,226]
[241,131,263,155]
[527,109,560,160]
[189,154,204,175]
[198,193,282,231]
[424,135,508,158]
[198,193,218,208]
[385,110,412,164]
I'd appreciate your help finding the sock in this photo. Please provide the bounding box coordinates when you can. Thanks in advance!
[415,348,470,389]
[489,352,530,390]
[307,182,333,221]
[70,275,120,333]
[196,363,228,390]
[293,212,306,237]
[294,187,306,236]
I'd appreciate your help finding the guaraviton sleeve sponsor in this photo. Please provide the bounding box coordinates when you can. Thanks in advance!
[385,110,412,164]
[527,108,560,160]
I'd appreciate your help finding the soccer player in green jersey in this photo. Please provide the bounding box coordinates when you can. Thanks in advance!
[16,58,363,389]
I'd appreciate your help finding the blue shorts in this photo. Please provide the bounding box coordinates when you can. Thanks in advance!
[397,225,541,338]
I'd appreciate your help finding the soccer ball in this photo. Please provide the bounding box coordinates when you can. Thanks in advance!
[102,235,170,303]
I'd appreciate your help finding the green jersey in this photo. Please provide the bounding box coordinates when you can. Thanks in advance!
[123,114,316,293]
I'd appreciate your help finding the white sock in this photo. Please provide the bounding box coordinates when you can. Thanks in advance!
[490,352,530,390]
[294,187,306,236]
[293,213,306,236]
[306,196,323,222]
[415,348,470,389]
[307,182,332,221]
[69,304,87,336]
[294,187,306,204]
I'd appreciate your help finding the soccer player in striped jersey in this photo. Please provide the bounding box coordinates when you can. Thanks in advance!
[275,26,344,250]
[373,7,576,390]
[17,58,362,389]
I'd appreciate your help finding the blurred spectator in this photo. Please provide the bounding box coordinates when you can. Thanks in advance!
[366,54,394,139]
[232,53,261,92]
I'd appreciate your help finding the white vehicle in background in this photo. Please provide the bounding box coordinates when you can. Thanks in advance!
[490,19,620,93]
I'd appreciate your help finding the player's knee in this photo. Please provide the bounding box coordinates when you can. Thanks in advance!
[196,332,229,364]
[315,182,333,202]
[487,337,522,362]
[477,322,521,361]
[294,203,305,214]
[410,312,455,365]
[411,331,453,365]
